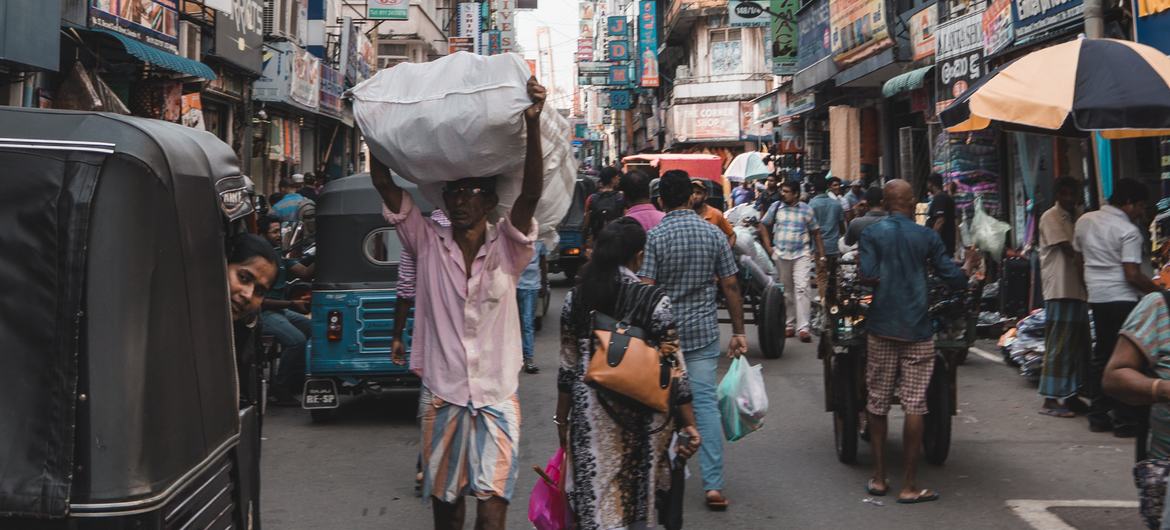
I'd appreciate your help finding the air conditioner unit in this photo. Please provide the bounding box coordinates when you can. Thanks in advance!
[179,22,202,61]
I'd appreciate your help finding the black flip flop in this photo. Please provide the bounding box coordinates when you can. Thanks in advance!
[1039,407,1075,418]
[896,490,940,504]
[866,479,889,496]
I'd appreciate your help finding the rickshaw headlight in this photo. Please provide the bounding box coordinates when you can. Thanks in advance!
[564,248,581,256]
[327,310,342,342]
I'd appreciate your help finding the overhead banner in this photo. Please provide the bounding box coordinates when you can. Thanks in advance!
[672,102,741,142]
[771,0,799,75]
[89,0,179,53]
[936,8,984,113]
[797,0,832,70]
[340,16,373,85]
[290,46,321,109]
[637,0,659,87]
[1134,0,1170,55]
[909,5,937,61]
[368,0,409,20]
[829,0,892,65]
[730,0,771,27]
[608,40,630,61]
[1012,0,1083,45]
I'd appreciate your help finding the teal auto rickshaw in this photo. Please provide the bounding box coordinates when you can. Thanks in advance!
[301,173,431,421]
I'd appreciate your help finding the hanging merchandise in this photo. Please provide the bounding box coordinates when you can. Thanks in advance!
[933,129,1001,216]
[268,117,285,161]
[130,80,182,121]
[971,196,1011,261]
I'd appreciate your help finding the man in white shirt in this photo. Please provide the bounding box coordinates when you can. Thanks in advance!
[1074,178,1160,436]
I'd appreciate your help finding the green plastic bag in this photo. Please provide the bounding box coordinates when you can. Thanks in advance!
[716,357,769,442]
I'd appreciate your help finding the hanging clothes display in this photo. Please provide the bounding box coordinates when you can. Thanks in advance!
[933,130,1001,216]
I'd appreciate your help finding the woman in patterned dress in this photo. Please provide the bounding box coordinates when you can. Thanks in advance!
[556,218,702,530]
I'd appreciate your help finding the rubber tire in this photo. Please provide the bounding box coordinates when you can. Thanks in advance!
[310,408,338,424]
[756,298,769,356]
[833,353,859,464]
[761,283,787,359]
[923,354,953,466]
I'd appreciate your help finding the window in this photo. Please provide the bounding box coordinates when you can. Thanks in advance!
[710,28,742,75]
[363,228,404,265]
[379,43,409,57]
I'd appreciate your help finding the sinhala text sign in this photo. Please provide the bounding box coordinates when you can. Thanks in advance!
[935,7,984,113]
[89,0,180,53]
[730,0,771,27]
[369,0,409,20]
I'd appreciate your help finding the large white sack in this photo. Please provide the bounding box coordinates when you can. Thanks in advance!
[351,51,573,245]
[352,51,531,184]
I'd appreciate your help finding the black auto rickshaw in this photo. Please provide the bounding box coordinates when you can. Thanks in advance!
[0,108,261,528]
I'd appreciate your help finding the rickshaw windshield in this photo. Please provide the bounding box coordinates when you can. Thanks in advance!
[364,228,405,265]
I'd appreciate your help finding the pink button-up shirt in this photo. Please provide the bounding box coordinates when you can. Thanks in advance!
[625,203,665,232]
[384,194,536,409]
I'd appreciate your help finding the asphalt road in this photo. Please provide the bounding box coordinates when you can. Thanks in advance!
[261,284,1141,529]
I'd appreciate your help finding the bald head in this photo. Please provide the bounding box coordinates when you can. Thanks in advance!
[882,179,915,215]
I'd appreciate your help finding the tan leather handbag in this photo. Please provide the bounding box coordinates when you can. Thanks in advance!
[585,311,676,413]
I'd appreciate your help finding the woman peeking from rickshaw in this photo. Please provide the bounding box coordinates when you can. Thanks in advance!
[227,233,280,321]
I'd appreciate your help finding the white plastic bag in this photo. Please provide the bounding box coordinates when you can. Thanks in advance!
[970,197,1010,261]
[732,226,776,277]
[716,357,769,441]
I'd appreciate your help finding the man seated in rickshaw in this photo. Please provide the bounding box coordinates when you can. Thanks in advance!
[857,180,972,504]
[258,215,316,406]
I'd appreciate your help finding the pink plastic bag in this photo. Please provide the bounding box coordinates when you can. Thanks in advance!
[528,447,570,530]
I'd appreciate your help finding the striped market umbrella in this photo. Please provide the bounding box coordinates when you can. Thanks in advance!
[940,38,1170,139]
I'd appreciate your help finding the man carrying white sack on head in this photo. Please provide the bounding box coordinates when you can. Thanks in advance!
[370,77,546,530]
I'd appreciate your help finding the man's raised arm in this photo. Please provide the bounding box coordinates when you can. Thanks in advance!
[371,156,404,213]
[510,77,547,234]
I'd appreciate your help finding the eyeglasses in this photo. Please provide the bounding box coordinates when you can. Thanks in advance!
[442,186,489,199]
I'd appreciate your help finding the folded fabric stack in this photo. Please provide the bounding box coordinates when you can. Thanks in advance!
[933,130,1001,217]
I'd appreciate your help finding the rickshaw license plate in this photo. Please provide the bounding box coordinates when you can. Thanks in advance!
[302,379,339,409]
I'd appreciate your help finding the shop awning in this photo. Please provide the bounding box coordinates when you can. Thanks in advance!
[91,28,216,80]
[881,65,934,98]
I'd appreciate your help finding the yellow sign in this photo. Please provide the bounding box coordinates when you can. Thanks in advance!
[1137,0,1170,16]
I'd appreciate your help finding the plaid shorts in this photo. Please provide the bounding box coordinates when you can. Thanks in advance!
[866,335,935,416]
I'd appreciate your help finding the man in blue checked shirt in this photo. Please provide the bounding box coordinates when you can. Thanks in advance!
[761,179,827,343]
[641,170,748,512]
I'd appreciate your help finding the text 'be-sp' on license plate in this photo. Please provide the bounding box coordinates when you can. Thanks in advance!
[301,378,340,410]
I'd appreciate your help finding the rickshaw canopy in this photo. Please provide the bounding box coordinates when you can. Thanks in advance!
[622,153,725,182]
[0,108,240,517]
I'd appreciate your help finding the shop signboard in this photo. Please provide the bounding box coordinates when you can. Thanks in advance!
[829,0,892,65]
[771,0,799,75]
[608,16,628,36]
[935,8,984,114]
[982,0,1015,55]
[448,36,475,54]
[785,90,816,118]
[369,0,409,20]
[212,0,263,74]
[576,38,594,61]
[1133,0,1170,55]
[672,102,741,142]
[797,0,832,70]
[754,91,781,123]
[255,42,319,111]
[181,93,205,130]
[1012,0,1083,45]
[608,64,630,85]
[909,4,937,61]
[730,0,771,27]
[580,1,595,20]
[638,0,659,87]
[485,30,502,55]
[609,89,632,110]
[741,102,771,139]
[89,0,180,53]
[608,40,630,61]
[492,0,516,52]
[319,66,343,118]
[458,2,482,54]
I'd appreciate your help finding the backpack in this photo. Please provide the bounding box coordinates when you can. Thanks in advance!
[587,190,625,240]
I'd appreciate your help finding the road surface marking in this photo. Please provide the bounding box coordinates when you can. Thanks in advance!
[970,346,1002,364]
[1006,499,1139,530]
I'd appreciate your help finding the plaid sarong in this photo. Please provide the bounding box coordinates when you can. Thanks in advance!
[866,335,935,416]
[418,387,522,503]
[1039,299,1091,399]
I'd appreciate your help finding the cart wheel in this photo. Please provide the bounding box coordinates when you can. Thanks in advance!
[762,283,787,359]
[923,355,952,466]
[310,408,338,424]
[756,298,769,354]
[832,353,859,464]
[955,348,970,365]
